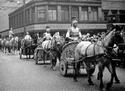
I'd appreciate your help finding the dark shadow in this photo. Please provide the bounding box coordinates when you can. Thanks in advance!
[65,73,88,78]
[36,63,51,65]
[110,86,125,91]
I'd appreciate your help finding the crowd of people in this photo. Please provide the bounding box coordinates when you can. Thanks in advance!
[7,16,125,46]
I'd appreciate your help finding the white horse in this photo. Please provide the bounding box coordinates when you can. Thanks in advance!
[73,28,124,89]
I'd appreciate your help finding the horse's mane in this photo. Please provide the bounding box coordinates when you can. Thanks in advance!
[53,32,60,38]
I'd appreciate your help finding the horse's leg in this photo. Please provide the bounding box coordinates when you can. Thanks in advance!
[9,47,11,54]
[98,61,105,89]
[29,48,31,59]
[51,58,57,70]
[73,61,78,82]
[106,62,115,89]
[50,51,57,70]
[85,61,94,85]
[111,61,120,83]
[43,51,46,64]
[77,61,81,75]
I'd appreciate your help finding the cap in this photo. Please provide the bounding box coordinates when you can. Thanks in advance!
[46,26,50,29]
[71,16,77,21]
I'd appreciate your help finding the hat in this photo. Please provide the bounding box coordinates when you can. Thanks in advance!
[46,26,50,29]
[71,16,77,21]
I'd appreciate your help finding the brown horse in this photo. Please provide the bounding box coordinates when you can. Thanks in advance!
[73,27,124,89]
[20,38,34,58]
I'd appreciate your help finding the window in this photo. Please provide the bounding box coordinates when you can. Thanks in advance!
[61,6,69,21]
[81,7,88,21]
[48,6,57,21]
[25,10,28,25]
[71,6,79,20]
[28,9,30,24]
[37,6,46,22]
[31,7,35,23]
[103,10,108,21]
[89,7,98,21]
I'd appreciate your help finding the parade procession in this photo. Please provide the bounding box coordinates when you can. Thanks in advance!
[0,0,125,91]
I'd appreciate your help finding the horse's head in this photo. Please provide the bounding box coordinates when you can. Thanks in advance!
[103,25,125,54]
[113,25,125,48]
[52,32,65,52]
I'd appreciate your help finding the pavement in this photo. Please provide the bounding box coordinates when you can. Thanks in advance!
[0,52,125,91]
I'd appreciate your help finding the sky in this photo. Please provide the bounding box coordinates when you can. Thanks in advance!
[0,0,31,31]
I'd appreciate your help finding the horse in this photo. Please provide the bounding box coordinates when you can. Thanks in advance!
[4,38,12,53]
[34,32,65,70]
[9,36,19,54]
[73,26,125,90]
[20,38,34,58]
[50,33,65,70]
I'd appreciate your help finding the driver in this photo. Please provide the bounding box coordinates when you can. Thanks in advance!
[66,16,82,42]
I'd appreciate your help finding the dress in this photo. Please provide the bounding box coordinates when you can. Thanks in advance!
[66,27,82,41]
[9,30,14,38]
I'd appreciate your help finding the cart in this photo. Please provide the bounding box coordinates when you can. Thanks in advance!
[19,44,37,59]
[34,46,50,64]
[59,41,96,76]
[59,41,79,76]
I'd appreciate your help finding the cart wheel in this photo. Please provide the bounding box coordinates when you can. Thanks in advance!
[59,60,68,76]
[19,49,22,59]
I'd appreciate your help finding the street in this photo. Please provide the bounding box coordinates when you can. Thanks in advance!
[0,52,125,91]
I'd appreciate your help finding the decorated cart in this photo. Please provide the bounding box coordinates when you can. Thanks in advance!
[34,46,50,64]
[59,41,79,76]
[19,39,37,59]
[59,40,96,76]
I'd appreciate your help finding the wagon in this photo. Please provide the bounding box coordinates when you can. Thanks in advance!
[59,41,79,76]
[19,44,37,59]
[34,46,50,64]
[59,41,96,76]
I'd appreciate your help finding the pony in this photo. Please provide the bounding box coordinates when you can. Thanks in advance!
[34,32,65,70]
[50,33,65,70]
[9,36,19,54]
[73,26,125,89]
[4,38,12,53]
[2,36,19,54]
[20,37,34,58]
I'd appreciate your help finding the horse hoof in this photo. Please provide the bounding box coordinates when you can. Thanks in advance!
[89,82,94,85]
[100,84,104,89]
[106,83,112,90]
[115,80,120,84]
[73,79,78,82]
[52,67,56,71]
